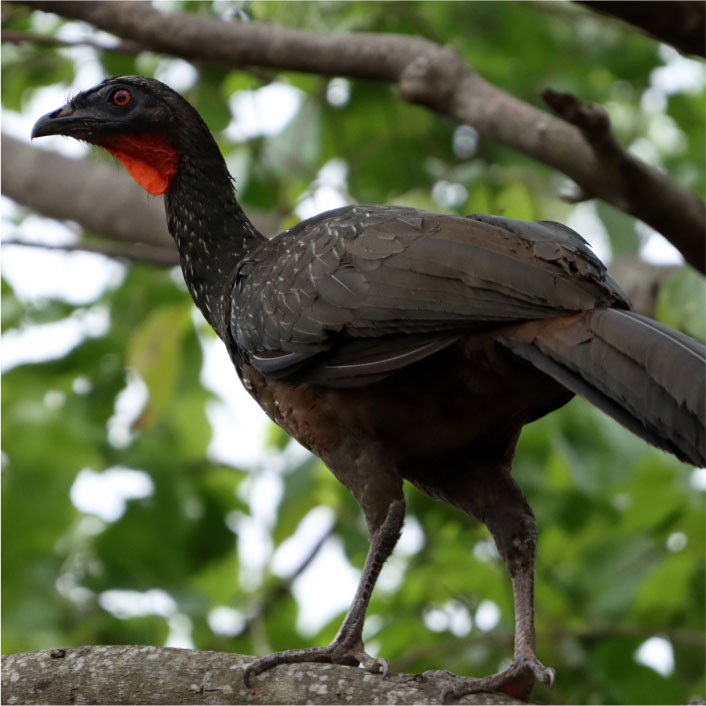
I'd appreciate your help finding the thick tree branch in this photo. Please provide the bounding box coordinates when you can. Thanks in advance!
[578,1,706,58]
[2,133,172,249]
[1,646,521,705]
[1,134,279,250]
[21,0,706,273]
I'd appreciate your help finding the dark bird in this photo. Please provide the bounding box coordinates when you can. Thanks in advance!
[33,76,705,700]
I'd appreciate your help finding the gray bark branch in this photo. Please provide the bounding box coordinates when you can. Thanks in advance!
[2,134,279,253]
[21,0,706,273]
[2,133,172,249]
[1,646,521,706]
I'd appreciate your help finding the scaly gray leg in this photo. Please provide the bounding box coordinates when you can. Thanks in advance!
[244,497,405,686]
[415,451,553,701]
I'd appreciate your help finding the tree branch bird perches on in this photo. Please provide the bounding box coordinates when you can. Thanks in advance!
[32,77,705,701]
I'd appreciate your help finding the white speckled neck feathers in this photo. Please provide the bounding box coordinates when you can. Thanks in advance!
[160,89,265,335]
[165,156,262,335]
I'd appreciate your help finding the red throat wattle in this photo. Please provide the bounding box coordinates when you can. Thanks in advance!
[98,133,178,195]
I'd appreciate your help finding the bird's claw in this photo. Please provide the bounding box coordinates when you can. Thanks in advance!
[535,664,555,688]
[243,642,388,687]
[423,655,555,703]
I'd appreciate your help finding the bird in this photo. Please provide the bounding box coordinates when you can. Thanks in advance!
[32,76,705,701]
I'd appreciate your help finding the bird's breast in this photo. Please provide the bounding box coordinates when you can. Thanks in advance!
[237,333,571,469]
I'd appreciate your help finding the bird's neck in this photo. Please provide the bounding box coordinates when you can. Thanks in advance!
[164,150,264,335]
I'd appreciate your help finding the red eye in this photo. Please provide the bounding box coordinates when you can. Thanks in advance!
[112,89,131,107]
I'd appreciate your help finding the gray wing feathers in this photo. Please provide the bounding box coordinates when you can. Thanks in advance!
[231,205,628,380]
[501,309,706,466]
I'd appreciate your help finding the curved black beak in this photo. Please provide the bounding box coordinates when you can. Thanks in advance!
[31,104,77,139]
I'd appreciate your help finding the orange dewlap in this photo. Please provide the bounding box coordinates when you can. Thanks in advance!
[99,133,179,195]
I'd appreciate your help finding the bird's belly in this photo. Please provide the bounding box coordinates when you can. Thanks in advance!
[238,337,571,465]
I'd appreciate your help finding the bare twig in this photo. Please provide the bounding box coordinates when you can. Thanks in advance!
[238,524,334,638]
[544,88,706,274]
[21,0,705,273]
[542,90,613,145]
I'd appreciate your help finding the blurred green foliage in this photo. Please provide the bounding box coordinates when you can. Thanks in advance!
[2,2,704,704]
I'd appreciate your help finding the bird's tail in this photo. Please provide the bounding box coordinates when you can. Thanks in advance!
[500,309,706,467]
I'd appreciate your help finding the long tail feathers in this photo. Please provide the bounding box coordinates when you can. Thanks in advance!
[501,309,706,467]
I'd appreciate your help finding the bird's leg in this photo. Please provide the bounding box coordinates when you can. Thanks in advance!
[471,506,555,699]
[244,465,405,687]
[422,464,554,702]
[323,496,405,670]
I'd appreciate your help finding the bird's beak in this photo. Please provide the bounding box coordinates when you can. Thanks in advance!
[32,103,81,139]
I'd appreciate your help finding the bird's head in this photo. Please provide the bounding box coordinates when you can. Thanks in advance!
[32,76,216,196]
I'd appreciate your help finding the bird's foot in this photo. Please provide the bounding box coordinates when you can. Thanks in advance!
[243,639,389,687]
[423,654,554,703]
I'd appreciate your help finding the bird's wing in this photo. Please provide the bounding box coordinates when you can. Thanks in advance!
[229,205,628,384]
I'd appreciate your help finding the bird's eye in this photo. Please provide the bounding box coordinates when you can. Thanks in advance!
[111,89,131,107]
